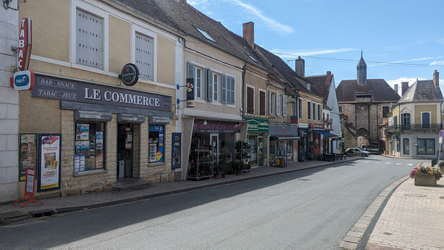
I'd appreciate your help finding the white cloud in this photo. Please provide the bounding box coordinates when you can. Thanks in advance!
[226,0,294,34]
[271,48,357,58]
[368,57,434,67]
[430,60,444,66]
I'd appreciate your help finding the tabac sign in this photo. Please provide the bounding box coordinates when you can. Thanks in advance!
[32,74,171,112]
[17,18,32,71]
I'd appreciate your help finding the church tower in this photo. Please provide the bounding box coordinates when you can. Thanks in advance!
[357,51,367,85]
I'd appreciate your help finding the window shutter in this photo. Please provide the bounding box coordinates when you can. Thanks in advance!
[76,9,104,70]
[206,69,213,102]
[277,95,282,116]
[221,75,226,104]
[135,33,154,80]
[268,91,272,115]
[283,95,287,117]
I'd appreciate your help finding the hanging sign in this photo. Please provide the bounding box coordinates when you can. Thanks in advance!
[17,18,32,71]
[11,70,35,90]
[119,63,139,86]
[38,135,61,191]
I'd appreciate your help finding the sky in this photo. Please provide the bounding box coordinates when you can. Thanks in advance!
[188,0,444,93]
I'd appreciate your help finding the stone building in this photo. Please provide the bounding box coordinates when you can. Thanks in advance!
[336,53,400,149]
[386,70,443,159]
[0,0,19,202]
[16,0,181,198]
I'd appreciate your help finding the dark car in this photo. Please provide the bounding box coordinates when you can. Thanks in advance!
[345,147,369,157]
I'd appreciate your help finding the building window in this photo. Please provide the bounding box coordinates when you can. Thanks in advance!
[269,92,276,115]
[421,112,431,128]
[417,138,435,155]
[76,8,104,69]
[224,76,235,105]
[383,106,390,118]
[135,32,154,81]
[195,67,202,99]
[339,106,342,113]
[308,101,311,119]
[74,122,105,173]
[149,125,165,163]
[299,99,302,118]
[403,138,410,155]
[401,113,411,129]
[247,86,254,114]
[394,116,398,128]
[317,104,321,120]
[259,91,266,115]
[312,103,316,120]
[277,94,283,116]
[213,73,219,102]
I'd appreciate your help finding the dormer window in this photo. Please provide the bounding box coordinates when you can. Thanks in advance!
[196,27,215,42]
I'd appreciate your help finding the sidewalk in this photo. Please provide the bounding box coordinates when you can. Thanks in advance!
[367,177,444,249]
[0,157,360,225]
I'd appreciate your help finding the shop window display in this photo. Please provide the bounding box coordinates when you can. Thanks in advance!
[74,122,105,173]
[149,125,165,163]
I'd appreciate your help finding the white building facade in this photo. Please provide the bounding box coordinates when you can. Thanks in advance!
[0,0,19,202]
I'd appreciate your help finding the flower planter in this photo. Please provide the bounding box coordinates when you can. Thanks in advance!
[414,174,437,186]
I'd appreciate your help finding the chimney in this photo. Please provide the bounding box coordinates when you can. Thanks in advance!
[401,82,409,96]
[433,70,439,87]
[295,56,305,77]
[242,22,254,48]
[394,84,398,95]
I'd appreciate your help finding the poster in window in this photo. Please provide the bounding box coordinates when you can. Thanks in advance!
[96,131,103,150]
[76,124,90,141]
[19,134,37,182]
[38,135,61,191]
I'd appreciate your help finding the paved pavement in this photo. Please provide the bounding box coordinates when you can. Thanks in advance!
[367,177,444,250]
[0,156,418,249]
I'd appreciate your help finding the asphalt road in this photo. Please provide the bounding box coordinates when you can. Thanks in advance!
[0,156,419,250]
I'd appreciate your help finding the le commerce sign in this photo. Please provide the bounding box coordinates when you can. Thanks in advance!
[32,74,171,113]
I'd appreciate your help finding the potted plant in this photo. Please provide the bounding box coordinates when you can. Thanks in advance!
[232,141,251,175]
[410,163,442,186]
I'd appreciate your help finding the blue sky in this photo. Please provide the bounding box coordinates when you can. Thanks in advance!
[188,0,444,91]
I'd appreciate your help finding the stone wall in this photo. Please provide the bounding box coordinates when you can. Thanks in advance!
[0,2,18,202]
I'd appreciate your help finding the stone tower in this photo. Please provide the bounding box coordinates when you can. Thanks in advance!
[357,51,367,85]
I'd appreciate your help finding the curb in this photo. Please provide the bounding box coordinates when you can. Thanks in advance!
[339,175,409,250]
[1,158,361,225]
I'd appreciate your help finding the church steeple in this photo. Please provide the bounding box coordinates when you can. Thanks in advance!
[357,50,367,85]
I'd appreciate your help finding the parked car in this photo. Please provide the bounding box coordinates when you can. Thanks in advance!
[345,147,369,157]
[361,145,381,155]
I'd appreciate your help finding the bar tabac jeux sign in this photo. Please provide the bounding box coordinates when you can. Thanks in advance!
[32,74,172,112]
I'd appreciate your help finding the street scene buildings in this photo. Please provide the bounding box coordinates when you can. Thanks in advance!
[0,0,443,249]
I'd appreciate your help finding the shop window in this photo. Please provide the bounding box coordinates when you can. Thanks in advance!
[149,125,165,163]
[74,122,105,173]
[76,8,104,69]
[259,91,266,115]
[417,138,435,155]
[135,32,154,81]
[247,86,254,114]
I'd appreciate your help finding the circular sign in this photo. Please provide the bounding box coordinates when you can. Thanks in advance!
[119,63,139,86]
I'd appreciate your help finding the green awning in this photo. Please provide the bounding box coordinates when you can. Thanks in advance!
[247,117,269,133]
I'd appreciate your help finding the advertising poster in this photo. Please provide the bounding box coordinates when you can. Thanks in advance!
[19,134,37,181]
[39,135,61,191]
[76,123,90,141]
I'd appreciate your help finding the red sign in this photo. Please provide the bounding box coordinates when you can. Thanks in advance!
[17,18,32,71]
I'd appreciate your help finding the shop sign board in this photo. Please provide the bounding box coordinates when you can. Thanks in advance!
[149,116,170,124]
[38,135,61,191]
[17,18,32,71]
[19,134,37,182]
[171,132,181,170]
[194,120,243,133]
[119,63,139,86]
[32,74,171,112]
[12,70,35,90]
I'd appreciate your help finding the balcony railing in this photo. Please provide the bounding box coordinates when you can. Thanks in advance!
[385,124,442,133]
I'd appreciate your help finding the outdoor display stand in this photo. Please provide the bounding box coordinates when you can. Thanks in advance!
[15,169,41,207]
[188,143,215,181]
